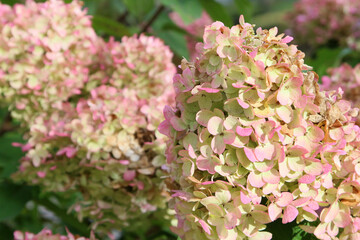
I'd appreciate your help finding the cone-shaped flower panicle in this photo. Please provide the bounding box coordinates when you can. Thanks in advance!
[161,16,360,240]
[4,0,177,233]
[14,67,175,233]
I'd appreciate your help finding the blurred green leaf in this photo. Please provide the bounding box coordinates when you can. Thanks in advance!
[92,15,131,38]
[198,0,232,26]
[123,0,155,19]
[0,132,24,179]
[252,10,288,29]
[265,219,295,240]
[0,0,21,6]
[306,47,343,78]
[234,0,254,21]
[35,196,91,237]
[291,224,319,240]
[0,223,13,239]
[0,108,7,126]
[82,0,98,15]
[159,0,202,25]
[155,30,189,60]
[152,13,190,59]
[0,181,32,221]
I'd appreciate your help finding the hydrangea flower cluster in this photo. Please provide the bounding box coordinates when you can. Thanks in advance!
[321,63,360,124]
[0,0,98,123]
[14,51,175,233]
[0,0,177,233]
[287,0,360,49]
[14,229,94,240]
[170,12,212,60]
[161,16,360,240]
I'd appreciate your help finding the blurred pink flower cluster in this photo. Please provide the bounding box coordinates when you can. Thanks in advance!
[0,0,176,233]
[287,0,360,49]
[14,229,94,240]
[170,12,212,60]
[321,63,360,124]
[161,16,360,240]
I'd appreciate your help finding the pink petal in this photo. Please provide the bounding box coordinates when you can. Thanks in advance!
[208,116,224,135]
[123,170,136,181]
[158,120,171,137]
[237,98,249,108]
[240,191,251,204]
[197,156,216,174]
[224,213,238,229]
[236,126,253,136]
[188,144,197,159]
[292,197,311,207]
[268,203,282,221]
[163,105,175,120]
[277,192,293,207]
[298,174,316,184]
[276,106,293,123]
[223,130,236,144]
[170,116,187,131]
[199,87,220,93]
[262,169,280,184]
[196,109,215,127]
[255,144,275,161]
[37,171,46,178]
[211,135,225,154]
[199,219,211,235]
[281,36,293,43]
[248,172,265,188]
[244,147,258,162]
[282,205,298,224]
[323,202,339,223]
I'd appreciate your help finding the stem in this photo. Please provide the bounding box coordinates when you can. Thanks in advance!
[0,113,17,137]
[117,10,129,23]
[140,5,165,34]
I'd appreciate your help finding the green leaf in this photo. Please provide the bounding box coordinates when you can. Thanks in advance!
[306,47,343,78]
[0,132,24,179]
[123,0,155,19]
[155,30,189,60]
[151,12,190,59]
[34,196,91,237]
[0,223,13,240]
[0,0,21,6]
[160,0,203,25]
[292,225,318,240]
[198,0,232,27]
[265,218,296,240]
[252,10,288,29]
[92,15,131,38]
[0,108,8,126]
[234,0,254,21]
[0,181,32,220]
